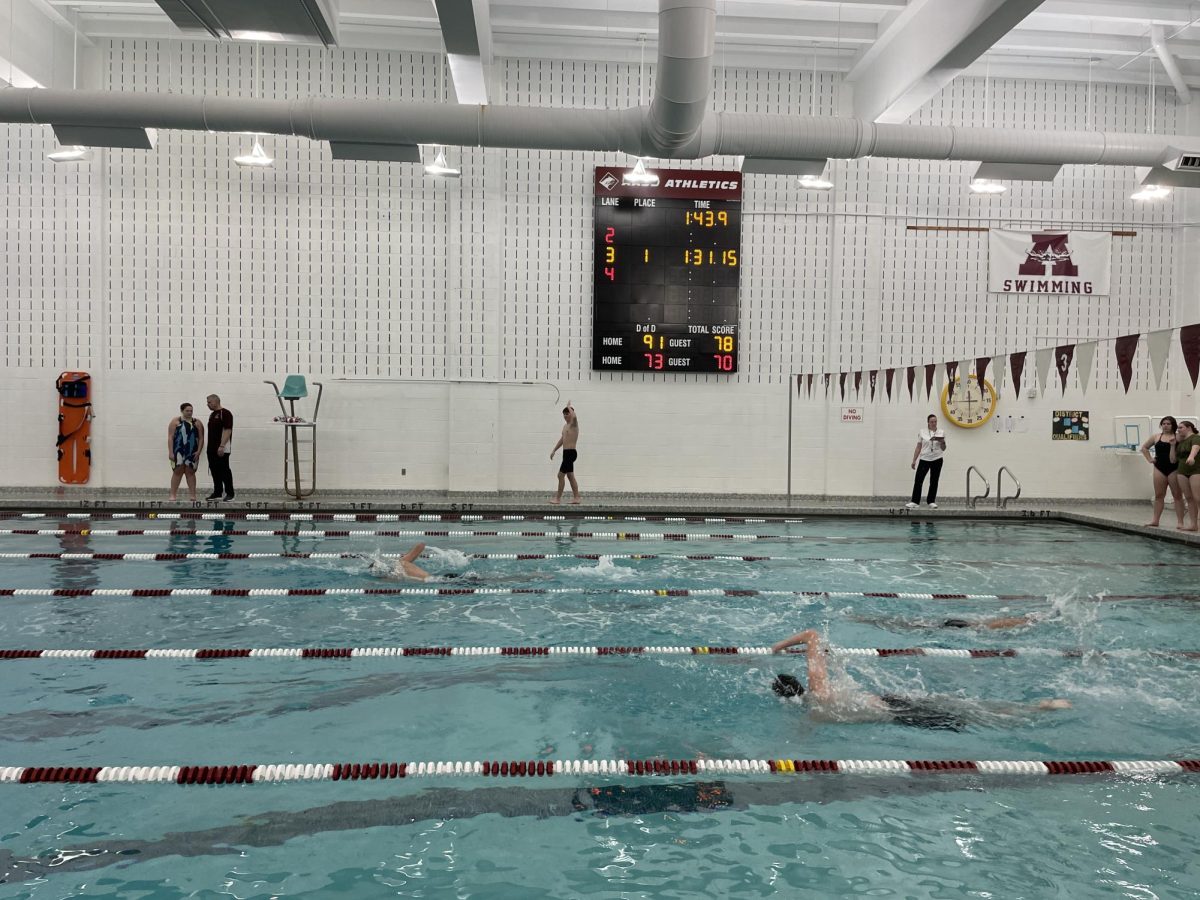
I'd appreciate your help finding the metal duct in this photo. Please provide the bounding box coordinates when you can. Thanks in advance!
[642,0,717,156]
[1150,25,1191,106]
[0,89,1187,170]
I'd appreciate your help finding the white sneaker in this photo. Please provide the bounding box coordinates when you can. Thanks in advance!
[928,502,938,509]
[905,502,918,509]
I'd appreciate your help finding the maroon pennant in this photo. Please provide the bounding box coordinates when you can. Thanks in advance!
[806,374,814,397]
[839,372,847,400]
[823,373,831,396]
[975,355,990,386]
[796,374,803,396]
[885,368,895,400]
[1055,345,1075,394]
[1181,325,1200,389]
[945,361,959,398]
[924,363,936,400]
[906,366,916,400]
[1114,334,1139,394]
[853,371,862,397]
[1010,351,1027,398]
[869,370,878,402]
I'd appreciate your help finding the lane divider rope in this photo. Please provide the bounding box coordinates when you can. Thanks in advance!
[3,758,1197,785]
[0,528,803,540]
[5,512,799,525]
[0,552,779,562]
[2,645,1196,661]
[0,587,1049,599]
[1,551,1195,569]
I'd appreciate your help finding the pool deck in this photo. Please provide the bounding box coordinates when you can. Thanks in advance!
[1,488,1197,548]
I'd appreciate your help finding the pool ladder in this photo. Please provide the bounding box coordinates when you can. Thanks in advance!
[966,465,1022,509]
[996,465,1022,509]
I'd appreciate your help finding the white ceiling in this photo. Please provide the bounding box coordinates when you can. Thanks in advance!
[37,0,1200,87]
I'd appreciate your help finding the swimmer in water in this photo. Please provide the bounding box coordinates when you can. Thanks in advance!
[356,542,435,581]
[847,612,1037,632]
[770,629,1071,729]
[355,543,552,584]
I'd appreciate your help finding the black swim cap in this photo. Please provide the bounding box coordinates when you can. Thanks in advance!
[772,674,804,698]
[942,619,972,629]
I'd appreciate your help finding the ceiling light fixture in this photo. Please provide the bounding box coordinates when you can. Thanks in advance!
[425,147,461,178]
[1131,184,1171,201]
[234,137,274,168]
[798,173,834,191]
[623,158,659,186]
[48,146,90,163]
[969,178,1007,194]
[230,31,284,42]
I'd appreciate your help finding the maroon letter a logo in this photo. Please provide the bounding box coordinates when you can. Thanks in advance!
[1018,233,1078,277]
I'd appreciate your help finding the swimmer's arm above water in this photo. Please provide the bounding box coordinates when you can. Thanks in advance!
[770,630,829,698]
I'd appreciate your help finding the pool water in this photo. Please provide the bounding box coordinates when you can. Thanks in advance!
[1,515,1198,898]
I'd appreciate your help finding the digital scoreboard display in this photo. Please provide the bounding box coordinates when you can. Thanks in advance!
[592,166,742,373]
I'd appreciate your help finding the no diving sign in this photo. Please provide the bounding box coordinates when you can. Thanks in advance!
[841,407,863,423]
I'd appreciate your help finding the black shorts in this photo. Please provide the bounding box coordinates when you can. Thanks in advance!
[881,694,967,731]
[559,448,578,474]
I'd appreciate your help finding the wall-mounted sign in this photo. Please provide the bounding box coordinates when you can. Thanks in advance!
[989,230,1111,295]
[1052,410,1089,441]
[841,407,863,423]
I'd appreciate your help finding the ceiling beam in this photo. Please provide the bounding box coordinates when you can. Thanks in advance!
[432,0,491,104]
[847,0,1046,123]
[1034,0,1200,26]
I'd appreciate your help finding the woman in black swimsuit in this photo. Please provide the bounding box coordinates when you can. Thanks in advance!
[1140,416,1184,528]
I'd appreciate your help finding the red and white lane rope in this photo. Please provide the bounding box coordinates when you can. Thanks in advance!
[6,511,802,525]
[3,758,1197,785]
[2,645,1195,661]
[0,552,780,562]
[0,528,799,541]
[3,551,1196,569]
[0,586,1044,600]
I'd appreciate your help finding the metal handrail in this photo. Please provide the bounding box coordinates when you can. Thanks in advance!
[997,466,1022,509]
[966,465,991,508]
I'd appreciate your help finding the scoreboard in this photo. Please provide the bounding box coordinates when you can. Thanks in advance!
[592,166,742,373]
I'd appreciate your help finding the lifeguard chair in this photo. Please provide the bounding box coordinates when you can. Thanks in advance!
[264,376,324,499]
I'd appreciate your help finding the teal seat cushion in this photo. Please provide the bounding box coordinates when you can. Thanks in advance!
[279,375,308,400]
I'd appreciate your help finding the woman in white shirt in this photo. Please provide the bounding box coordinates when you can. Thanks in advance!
[907,414,946,509]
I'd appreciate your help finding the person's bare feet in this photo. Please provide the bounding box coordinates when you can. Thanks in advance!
[168,495,177,501]
[1145,521,1160,527]
[549,497,561,505]
[1037,698,1072,710]
[568,497,582,505]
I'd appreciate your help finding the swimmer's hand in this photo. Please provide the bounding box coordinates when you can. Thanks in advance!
[1036,698,1072,710]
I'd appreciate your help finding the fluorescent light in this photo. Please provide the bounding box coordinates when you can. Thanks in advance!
[798,173,834,191]
[234,138,274,168]
[1131,184,1171,201]
[622,158,659,186]
[47,146,90,163]
[425,148,461,178]
[230,31,285,42]
[969,178,1007,194]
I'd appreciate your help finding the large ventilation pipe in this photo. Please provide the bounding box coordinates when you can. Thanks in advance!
[642,0,717,157]
[0,89,1183,169]
[1150,25,1191,106]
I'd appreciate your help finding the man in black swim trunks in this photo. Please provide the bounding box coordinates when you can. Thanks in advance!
[770,629,1070,729]
[550,400,581,505]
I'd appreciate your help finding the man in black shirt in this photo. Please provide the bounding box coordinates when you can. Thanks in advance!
[205,394,235,501]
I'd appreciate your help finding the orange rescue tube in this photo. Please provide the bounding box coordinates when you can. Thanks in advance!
[56,372,93,484]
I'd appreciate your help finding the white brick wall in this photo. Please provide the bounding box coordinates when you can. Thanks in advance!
[1,41,1196,498]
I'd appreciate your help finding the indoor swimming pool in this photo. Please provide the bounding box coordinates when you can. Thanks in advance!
[1,511,1198,898]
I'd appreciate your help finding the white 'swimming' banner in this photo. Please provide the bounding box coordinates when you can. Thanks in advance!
[988,230,1112,295]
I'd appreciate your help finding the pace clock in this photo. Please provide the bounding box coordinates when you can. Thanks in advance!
[940,375,998,428]
[592,166,742,373]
